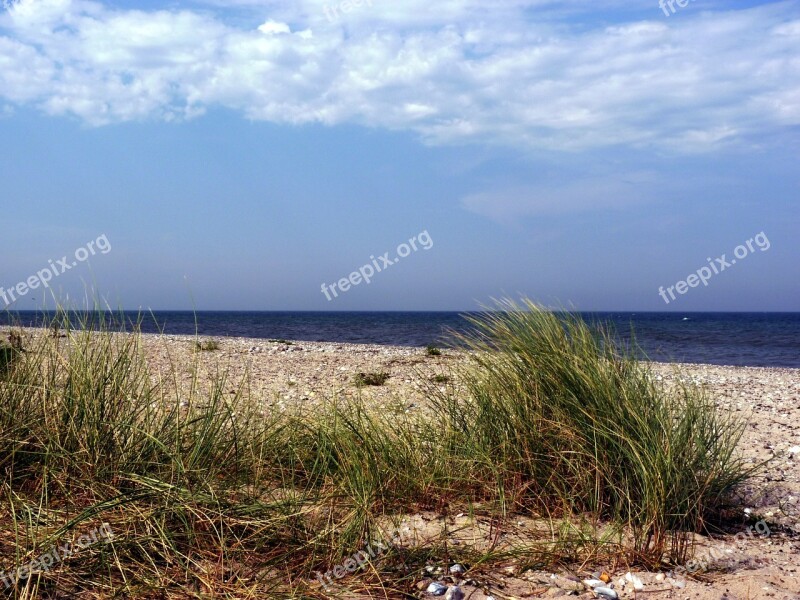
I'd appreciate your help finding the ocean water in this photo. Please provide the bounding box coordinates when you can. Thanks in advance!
[2,311,799,368]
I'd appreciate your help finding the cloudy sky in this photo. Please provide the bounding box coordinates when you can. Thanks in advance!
[0,0,798,311]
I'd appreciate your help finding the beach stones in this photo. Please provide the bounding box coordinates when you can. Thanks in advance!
[449,563,466,575]
[444,585,465,600]
[624,572,644,591]
[583,579,618,599]
[424,582,463,598]
[426,582,447,595]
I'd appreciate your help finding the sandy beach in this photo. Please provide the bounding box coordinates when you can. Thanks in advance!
[138,332,800,600]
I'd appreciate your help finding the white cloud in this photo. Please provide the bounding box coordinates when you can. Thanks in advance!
[258,19,290,34]
[0,0,798,151]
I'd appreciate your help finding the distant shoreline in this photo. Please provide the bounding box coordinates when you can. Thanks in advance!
[6,317,800,370]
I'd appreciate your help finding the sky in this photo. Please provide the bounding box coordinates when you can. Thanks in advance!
[0,0,798,312]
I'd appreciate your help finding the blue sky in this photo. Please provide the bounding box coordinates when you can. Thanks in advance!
[0,0,798,311]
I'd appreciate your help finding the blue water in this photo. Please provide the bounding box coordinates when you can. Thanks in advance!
[2,311,798,368]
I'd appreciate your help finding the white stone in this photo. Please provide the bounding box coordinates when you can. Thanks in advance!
[445,586,465,600]
[594,587,618,599]
[426,582,447,595]
[449,563,466,574]
[625,572,644,591]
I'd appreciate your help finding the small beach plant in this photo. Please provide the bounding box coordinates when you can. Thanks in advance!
[354,371,390,387]
[194,339,220,351]
[425,344,442,356]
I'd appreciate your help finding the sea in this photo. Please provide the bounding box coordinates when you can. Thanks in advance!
[2,311,799,368]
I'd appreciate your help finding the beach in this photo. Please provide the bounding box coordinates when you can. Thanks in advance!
[139,332,800,599]
[4,0,799,595]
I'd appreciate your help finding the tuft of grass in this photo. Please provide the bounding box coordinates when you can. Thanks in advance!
[354,371,390,387]
[431,374,450,384]
[194,339,220,351]
[0,341,16,376]
[0,330,23,377]
[425,344,442,356]
[8,330,24,351]
[430,299,753,564]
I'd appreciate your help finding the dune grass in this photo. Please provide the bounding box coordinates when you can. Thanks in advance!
[0,302,754,598]
[431,299,753,564]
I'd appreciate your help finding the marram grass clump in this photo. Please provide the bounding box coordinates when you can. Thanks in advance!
[430,299,753,563]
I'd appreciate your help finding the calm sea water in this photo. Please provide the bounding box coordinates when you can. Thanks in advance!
[2,311,799,368]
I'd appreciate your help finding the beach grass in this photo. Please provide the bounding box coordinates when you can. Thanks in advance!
[425,344,442,357]
[354,371,391,387]
[0,302,754,598]
[194,339,221,351]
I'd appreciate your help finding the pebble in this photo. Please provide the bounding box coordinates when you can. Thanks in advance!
[594,587,618,599]
[427,582,447,595]
[449,563,466,574]
[624,572,644,591]
[445,586,465,600]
